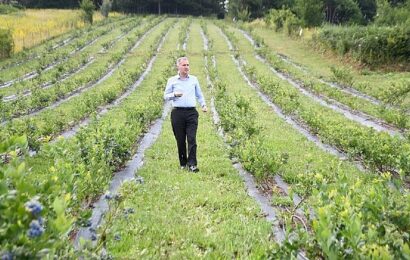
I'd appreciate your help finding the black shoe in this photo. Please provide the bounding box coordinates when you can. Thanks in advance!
[180,165,187,170]
[188,165,199,172]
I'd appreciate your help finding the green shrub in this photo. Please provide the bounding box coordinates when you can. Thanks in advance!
[0,28,14,59]
[294,0,323,27]
[264,8,298,32]
[100,0,112,18]
[330,66,354,86]
[0,136,73,258]
[284,14,303,37]
[314,25,410,65]
[0,4,20,14]
[375,0,410,26]
[80,0,95,25]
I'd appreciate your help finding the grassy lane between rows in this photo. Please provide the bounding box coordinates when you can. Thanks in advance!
[0,16,145,98]
[1,17,156,116]
[0,18,169,150]
[100,21,275,258]
[0,16,126,71]
[218,23,410,178]
[228,25,408,130]
[1,19,176,258]
[246,24,410,107]
[0,16,126,83]
[206,22,361,195]
[207,21,410,258]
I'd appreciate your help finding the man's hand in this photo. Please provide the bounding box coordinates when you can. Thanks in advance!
[174,91,183,97]
[202,105,208,112]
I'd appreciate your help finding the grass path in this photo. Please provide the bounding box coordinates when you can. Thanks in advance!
[100,21,275,258]
[249,26,410,105]
[206,22,362,194]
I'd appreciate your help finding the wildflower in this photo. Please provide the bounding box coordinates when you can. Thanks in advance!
[25,198,43,216]
[27,219,44,238]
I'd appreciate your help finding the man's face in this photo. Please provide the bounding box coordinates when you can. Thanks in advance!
[178,59,190,76]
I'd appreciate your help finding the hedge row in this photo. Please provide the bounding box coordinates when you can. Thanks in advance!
[313,25,410,65]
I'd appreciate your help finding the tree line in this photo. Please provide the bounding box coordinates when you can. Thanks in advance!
[11,0,225,16]
[4,0,409,25]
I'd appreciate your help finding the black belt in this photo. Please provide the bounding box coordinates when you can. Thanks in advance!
[173,107,195,110]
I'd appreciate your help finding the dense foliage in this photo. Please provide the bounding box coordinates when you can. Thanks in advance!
[0,3,23,14]
[80,0,95,24]
[314,24,410,65]
[0,29,13,58]
[100,0,112,18]
[0,136,73,258]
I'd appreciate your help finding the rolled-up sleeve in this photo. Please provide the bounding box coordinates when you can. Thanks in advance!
[164,78,175,101]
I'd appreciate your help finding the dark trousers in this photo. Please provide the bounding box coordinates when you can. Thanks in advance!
[171,108,199,167]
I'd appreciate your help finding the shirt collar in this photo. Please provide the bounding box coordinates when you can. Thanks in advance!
[177,73,190,80]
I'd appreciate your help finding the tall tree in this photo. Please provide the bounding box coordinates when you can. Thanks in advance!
[324,0,363,24]
[357,0,377,22]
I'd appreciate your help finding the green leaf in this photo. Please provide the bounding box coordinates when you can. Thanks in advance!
[53,196,65,216]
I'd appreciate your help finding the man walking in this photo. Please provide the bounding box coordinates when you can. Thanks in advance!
[164,57,207,172]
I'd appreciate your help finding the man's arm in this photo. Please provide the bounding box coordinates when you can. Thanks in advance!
[164,78,176,101]
[195,78,207,112]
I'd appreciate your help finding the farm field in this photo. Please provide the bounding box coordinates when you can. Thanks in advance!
[1,15,409,259]
[244,23,410,109]
[0,9,107,53]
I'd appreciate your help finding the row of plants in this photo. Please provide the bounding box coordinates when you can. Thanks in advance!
[242,22,410,116]
[99,22,276,258]
[0,15,127,71]
[205,21,410,259]
[202,24,313,250]
[89,24,192,255]
[0,17,161,123]
[217,23,410,178]
[201,30,284,180]
[1,53,93,100]
[0,19,172,152]
[0,16,145,97]
[0,16,127,85]
[235,24,409,130]
[0,18,178,259]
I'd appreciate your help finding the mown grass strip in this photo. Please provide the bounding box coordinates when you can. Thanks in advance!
[201,24,289,243]
[94,20,276,258]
